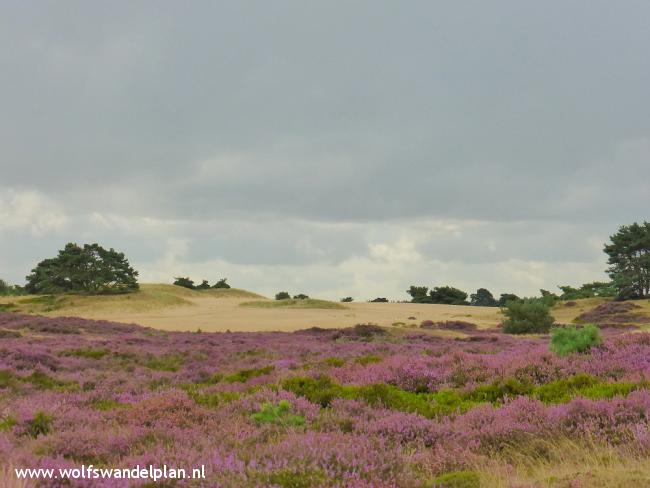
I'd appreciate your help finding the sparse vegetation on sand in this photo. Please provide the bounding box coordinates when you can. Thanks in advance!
[240,298,347,310]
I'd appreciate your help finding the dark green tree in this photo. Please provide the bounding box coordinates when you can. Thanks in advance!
[470,288,498,307]
[406,286,431,303]
[212,278,231,289]
[340,297,354,302]
[293,294,309,299]
[275,291,291,300]
[26,243,139,294]
[428,286,468,305]
[173,277,195,289]
[604,222,650,299]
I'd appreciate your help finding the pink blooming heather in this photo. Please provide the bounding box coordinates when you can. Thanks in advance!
[1,312,649,486]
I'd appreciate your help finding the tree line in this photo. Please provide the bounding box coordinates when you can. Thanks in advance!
[1,221,649,301]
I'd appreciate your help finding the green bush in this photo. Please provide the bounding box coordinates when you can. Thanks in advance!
[251,400,305,427]
[224,365,274,383]
[275,291,291,300]
[550,324,602,357]
[502,298,554,334]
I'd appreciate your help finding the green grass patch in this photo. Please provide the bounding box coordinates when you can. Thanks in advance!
[255,469,327,488]
[240,299,347,310]
[354,354,382,366]
[0,415,16,431]
[251,400,305,427]
[322,357,345,367]
[428,471,480,488]
[61,348,110,360]
[90,399,128,411]
[184,387,240,408]
[224,365,274,383]
[282,374,647,418]
[145,354,185,372]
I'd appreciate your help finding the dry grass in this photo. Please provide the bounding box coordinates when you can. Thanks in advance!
[475,436,650,487]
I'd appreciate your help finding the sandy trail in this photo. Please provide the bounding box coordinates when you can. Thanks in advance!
[71,296,504,332]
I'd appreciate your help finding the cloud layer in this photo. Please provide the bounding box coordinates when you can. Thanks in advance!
[1,1,649,299]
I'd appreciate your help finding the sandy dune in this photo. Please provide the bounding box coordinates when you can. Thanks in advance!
[59,295,504,332]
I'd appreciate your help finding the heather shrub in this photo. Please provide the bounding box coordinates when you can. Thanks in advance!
[429,471,480,488]
[0,329,21,338]
[251,400,305,427]
[502,299,554,334]
[550,324,602,357]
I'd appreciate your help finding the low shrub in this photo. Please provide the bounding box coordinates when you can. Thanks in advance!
[251,400,305,427]
[502,299,554,334]
[275,291,291,300]
[550,324,602,357]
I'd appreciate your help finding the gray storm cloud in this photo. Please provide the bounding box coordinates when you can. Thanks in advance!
[1,1,648,298]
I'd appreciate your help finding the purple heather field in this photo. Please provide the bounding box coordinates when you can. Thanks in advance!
[1,313,650,487]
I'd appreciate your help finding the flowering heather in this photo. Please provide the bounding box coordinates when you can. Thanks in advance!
[575,301,650,327]
[1,312,650,487]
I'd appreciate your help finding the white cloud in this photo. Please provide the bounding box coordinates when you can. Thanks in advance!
[0,189,68,236]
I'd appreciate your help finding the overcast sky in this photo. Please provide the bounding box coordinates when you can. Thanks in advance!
[1,1,649,300]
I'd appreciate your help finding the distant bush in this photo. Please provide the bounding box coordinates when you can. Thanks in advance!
[196,280,211,290]
[212,278,231,289]
[407,285,468,305]
[275,291,291,300]
[173,277,195,289]
[550,325,602,357]
[502,299,554,334]
[370,297,388,303]
[340,297,353,302]
[293,294,309,300]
